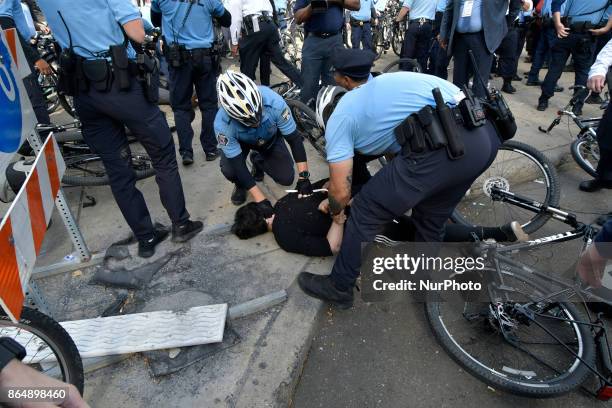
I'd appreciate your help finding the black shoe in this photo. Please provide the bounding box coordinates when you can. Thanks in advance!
[171,220,203,243]
[537,99,548,111]
[512,74,521,81]
[573,107,583,116]
[205,149,220,162]
[525,80,542,86]
[502,82,516,94]
[181,152,194,166]
[297,272,354,309]
[585,93,604,105]
[138,228,170,258]
[249,152,264,182]
[579,179,612,192]
[500,221,529,242]
[231,186,247,205]
[554,85,564,92]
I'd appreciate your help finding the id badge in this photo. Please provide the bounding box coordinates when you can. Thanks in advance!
[461,0,473,18]
[252,16,260,32]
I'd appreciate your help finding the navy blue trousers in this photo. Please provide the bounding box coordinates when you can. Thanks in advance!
[75,76,189,241]
[350,21,373,51]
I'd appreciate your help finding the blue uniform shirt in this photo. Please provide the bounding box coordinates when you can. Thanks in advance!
[274,0,288,11]
[0,0,35,41]
[151,0,225,49]
[456,0,483,33]
[293,0,344,33]
[215,87,297,159]
[552,0,611,25]
[436,0,449,13]
[402,0,437,20]
[325,72,464,163]
[37,0,140,59]
[351,0,374,21]
[374,0,389,13]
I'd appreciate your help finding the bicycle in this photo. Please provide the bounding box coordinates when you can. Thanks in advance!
[382,57,422,73]
[35,34,76,117]
[0,307,84,394]
[538,86,602,178]
[426,186,612,399]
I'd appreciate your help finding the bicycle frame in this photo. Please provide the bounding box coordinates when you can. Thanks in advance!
[480,187,612,397]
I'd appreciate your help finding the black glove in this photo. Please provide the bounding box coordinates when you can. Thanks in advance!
[256,199,275,219]
[296,178,313,196]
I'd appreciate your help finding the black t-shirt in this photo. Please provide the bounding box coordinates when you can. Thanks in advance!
[272,180,334,257]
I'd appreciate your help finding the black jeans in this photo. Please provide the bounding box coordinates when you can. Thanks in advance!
[401,21,433,72]
[168,51,218,156]
[329,122,501,291]
[350,21,373,51]
[300,33,343,105]
[496,27,519,80]
[219,136,295,188]
[595,103,612,182]
[451,31,494,98]
[239,20,302,86]
[75,76,189,241]
[540,32,594,111]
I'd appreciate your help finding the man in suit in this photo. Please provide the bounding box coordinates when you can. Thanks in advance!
[439,0,521,97]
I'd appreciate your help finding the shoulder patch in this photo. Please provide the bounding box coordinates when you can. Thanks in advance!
[281,107,291,122]
[217,134,228,146]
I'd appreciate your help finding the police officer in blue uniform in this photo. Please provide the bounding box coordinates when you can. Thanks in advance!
[347,0,376,50]
[298,49,504,308]
[537,0,612,114]
[37,0,203,258]
[396,0,437,72]
[215,71,313,207]
[150,0,231,165]
[0,0,51,125]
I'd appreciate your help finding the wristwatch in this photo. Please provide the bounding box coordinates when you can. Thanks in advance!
[298,171,310,179]
[0,338,26,372]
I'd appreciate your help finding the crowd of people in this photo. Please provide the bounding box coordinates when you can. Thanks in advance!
[0,0,611,404]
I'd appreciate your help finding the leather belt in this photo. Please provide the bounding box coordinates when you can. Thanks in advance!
[350,18,370,27]
[307,31,340,38]
[409,18,433,25]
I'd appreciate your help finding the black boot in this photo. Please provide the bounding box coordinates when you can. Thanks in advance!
[138,227,170,258]
[231,186,247,205]
[537,98,548,111]
[502,80,516,94]
[579,179,612,192]
[171,220,203,243]
[206,149,220,162]
[298,272,354,309]
[181,152,194,166]
[585,93,604,105]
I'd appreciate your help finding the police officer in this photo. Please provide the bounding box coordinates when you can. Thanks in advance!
[537,0,612,114]
[294,0,361,106]
[298,49,502,308]
[431,0,450,77]
[228,0,302,87]
[395,0,437,72]
[0,0,51,125]
[37,0,203,257]
[150,0,231,165]
[347,0,376,50]
[215,71,313,207]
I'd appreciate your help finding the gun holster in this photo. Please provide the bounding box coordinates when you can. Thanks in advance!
[137,53,160,104]
[81,58,112,92]
[57,49,81,96]
[164,42,186,68]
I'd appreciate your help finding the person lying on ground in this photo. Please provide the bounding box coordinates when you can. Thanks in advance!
[231,179,529,257]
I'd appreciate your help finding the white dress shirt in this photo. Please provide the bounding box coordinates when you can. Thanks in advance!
[228,0,274,44]
[590,38,612,79]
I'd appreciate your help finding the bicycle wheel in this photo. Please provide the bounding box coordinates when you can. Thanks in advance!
[372,27,383,60]
[391,26,403,56]
[571,136,599,178]
[58,93,77,118]
[0,307,84,394]
[285,99,326,159]
[382,58,422,73]
[451,140,560,234]
[425,269,595,398]
[39,73,61,114]
[61,150,156,186]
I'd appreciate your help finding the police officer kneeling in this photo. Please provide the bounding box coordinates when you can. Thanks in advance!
[215,71,314,211]
[38,0,203,258]
[298,49,511,308]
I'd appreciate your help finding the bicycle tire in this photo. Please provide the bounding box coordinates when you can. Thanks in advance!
[63,166,156,187]
[451,140,560,235]
[391,27,403,56]
[58,93,77,118]
[54,130,84,144]
[0,307,84,394]
[570,138,599,178]
[425,291,595,397]
[284,99,326,158]
[382,58,423,73]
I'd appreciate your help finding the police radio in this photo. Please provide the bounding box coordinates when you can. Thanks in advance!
[468,50,517,141]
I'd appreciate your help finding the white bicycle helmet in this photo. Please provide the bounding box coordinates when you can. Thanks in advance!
[315,85,347,129]
[217,71,263,127]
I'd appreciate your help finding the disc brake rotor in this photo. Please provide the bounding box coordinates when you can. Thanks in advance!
[483,177,510,198]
